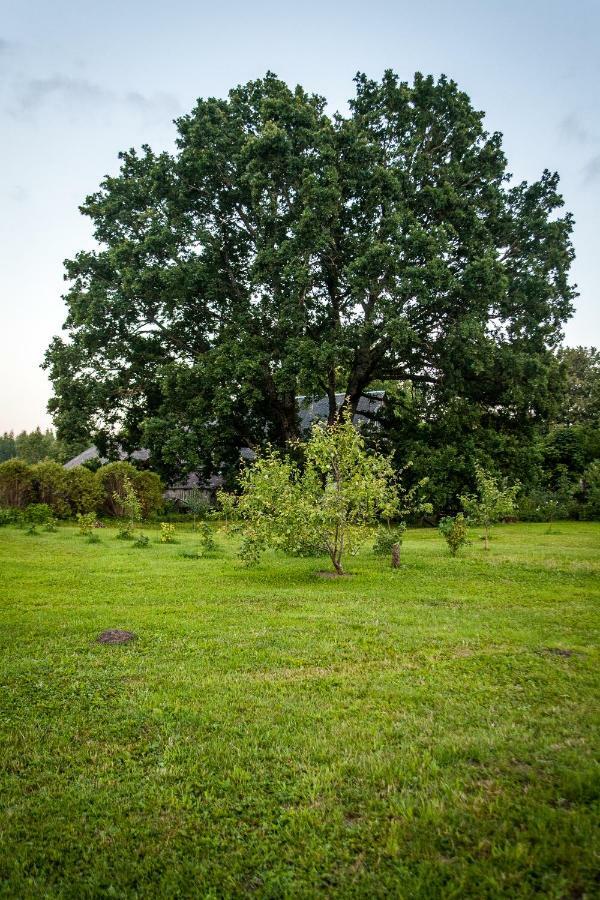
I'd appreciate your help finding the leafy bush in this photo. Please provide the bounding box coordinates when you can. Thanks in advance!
[199,522,217,553]
[0,507,20,526]
[439,513,469,556]
[133,533,150,548]
[26,503,53,525]
[461,465,519,550]
[135,471,164,518]
[30,461,70,517]
[77,512,97,536]
[160,522,177,544]
[113,475,141,538]
[373,524,406,556]
[578,460,600,520]
[65,466,103,515]
[0,459,34,508]
[86,533,101,544]
[95,462,163,518]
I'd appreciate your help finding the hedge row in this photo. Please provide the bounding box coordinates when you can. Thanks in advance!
[0,459,164,519]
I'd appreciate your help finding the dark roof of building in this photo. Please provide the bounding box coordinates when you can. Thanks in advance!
[63,391,385,488]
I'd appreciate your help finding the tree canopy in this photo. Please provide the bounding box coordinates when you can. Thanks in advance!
[44,71,576,484]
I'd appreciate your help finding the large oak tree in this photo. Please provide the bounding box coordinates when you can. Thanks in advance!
[45,71,575,482]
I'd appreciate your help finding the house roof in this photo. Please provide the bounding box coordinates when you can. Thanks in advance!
[63,391,385,488]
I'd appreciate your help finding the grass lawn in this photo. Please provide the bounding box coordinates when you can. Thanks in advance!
[0,521,598,898]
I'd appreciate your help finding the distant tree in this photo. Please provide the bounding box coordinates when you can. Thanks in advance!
[14,428,58,464]
[45,70,575,484]
[0,459,34,508]
[461,465,520,550]
[555,346,600,427]
[0,432,16,463]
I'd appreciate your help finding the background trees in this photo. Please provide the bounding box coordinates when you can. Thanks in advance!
[44,71,576,491]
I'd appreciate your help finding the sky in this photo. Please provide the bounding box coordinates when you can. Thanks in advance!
[1,0,599,432]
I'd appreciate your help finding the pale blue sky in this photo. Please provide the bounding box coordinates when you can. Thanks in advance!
[1,0,599,431]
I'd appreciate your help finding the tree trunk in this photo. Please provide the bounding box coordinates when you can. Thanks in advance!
[391,542,401,568]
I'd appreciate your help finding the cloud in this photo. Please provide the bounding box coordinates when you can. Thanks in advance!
[559,112,594,144]
[582,154,600,184]
[8,73,180,122]
[15,75,111,113]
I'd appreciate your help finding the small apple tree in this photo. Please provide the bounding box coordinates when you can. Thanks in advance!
[460,464,520,550]
[229,417,406,575]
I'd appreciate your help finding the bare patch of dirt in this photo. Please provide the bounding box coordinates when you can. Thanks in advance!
[97,629,136,644]
[539,647,575,658]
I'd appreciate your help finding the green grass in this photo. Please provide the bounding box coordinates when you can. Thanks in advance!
[0,522,598,898]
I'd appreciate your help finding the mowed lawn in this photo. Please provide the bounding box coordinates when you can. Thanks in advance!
[0,523,598,898]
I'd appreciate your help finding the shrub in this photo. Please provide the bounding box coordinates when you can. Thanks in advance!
[578,460,600,520]
[461,465,520,550]
[133,533,150,548]
[199,522,217,553]
[113,475,141,538]
[373,524,406,556]
[135,470,164,518]
[26,503,53,526]
[0,459,34,508]
[65,466,103,515]
[86,533,101,544]
[30,461,70,517]
[95,462,163,518]
[439,513,469,556]
[77,512,97,536]
[0,507,20,526]
[160,522,177,544]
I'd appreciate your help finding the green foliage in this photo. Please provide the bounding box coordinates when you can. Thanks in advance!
[14,428,59,464]
[95,462,162,519]
[199,522,217,553]
[230,418,414,575]
[86,533,101,544]
[25,503,53,526]
[461,465,520,550]
[0,459,34,508]
[45,72,575,488]
[160,522,177,544]
[578,460,600,520]
[517,481,574,523]
[0,507,19,526]
[65,466,103,515]
[113,475,141,537]
[373,524,406,557]
[30,460,70,517]
[555,346,600,427]
[133,533,150,548]
[77,512,97,536]
[0,432,16,463]
[439,513,469,556]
